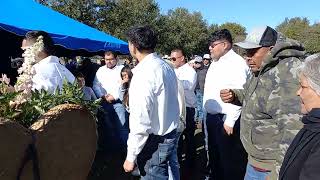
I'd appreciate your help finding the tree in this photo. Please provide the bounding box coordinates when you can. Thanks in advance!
[219,22,246,42]
[99,0,161,41]
[303,23,320,54]
[276,17,310,41]
[37,0,106,28]
[159,8,208,56]
[207,24,219,35]
[276,17,320,54]
[37,0,160,42]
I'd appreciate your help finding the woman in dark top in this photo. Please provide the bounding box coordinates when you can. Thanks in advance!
[280,53,320,180]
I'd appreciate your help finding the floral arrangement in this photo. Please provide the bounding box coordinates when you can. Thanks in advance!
[0,37,100,127]
[14,36,44,105]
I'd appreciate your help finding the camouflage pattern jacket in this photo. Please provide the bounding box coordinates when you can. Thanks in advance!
[233,38,305,177]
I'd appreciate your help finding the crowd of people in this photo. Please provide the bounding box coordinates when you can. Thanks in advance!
[2,24,320,180]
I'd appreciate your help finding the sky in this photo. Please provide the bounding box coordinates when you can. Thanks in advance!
[155,0,320,32]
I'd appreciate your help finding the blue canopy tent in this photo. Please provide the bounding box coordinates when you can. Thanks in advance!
[0,0,129,54]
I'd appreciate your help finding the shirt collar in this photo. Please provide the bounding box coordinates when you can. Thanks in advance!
[36,55,59,66]
[132,53,158,74]
[104,64,118,70]
[217,49,234,62]
[177,62,189,70]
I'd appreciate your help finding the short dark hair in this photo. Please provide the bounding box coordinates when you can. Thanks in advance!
[171,48,185,56]
[209,29,233,45]
[25,30,55,55]
[105,50,118,59]
[74,71,85,79]
[126,25,158,52]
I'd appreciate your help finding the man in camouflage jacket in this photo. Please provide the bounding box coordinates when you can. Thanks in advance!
[221,26,305,179]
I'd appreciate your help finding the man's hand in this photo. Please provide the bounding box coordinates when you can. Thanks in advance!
[104,94,115,103]
[220,89,235,103]
[123,160,135,173]
[223,123,233,136]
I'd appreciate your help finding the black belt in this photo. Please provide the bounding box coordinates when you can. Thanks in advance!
[207,113,224,116]
[150,129,177,141]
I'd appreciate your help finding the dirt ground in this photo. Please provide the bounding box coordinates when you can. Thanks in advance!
[88,128,208,180]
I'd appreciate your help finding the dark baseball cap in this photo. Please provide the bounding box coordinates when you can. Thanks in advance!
[235,26,278,49]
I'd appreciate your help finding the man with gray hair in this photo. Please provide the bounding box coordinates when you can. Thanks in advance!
[220,26,305,179]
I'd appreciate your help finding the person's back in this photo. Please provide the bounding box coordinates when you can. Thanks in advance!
[123,25,180,180]
[33,55,75,93]
[196,64,209,93]
[130,54,179,134]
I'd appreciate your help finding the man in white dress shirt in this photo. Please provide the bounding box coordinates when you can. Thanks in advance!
[93,51,128,151]
[203,29,249,180]
[170,48,197,168]
[123,25,180,180]
[21,31,75,93]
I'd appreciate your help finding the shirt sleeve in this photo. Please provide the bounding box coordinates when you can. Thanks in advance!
[119,85,126,101]
[126,75,154,163]
[180,68,197,91]
[223,104,242,127]
[32,73,56,93]
[89,87,97,101]
[272,81,303,175]
[222,60,248,127]
[92,73,105,98]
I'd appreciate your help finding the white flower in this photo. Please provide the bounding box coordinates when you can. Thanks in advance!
[0,74,10,85]
[13,36,45,104]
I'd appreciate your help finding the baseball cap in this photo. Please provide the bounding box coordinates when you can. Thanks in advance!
[235,26,278,49]
[194,56,203,63]
[203,54,211,59]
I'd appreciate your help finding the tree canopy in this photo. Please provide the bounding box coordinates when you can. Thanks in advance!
[37,0,319,55]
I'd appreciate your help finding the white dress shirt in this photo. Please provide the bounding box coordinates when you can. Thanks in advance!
[203,49,249,127]
[93,64,124,99]
[32,56,75,93]
[177,80,187,132]
[175,63,197,108]
[126,53,180,163]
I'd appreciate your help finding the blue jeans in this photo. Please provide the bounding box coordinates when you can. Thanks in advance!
[102,101,129,151]
[195,89,204,121]
[137,130,179,180]
[168,131,182,180]
[244,164,271,180]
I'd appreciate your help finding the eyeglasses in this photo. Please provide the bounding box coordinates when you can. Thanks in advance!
[105,58,116,62]
[170,56,183,62]
[209,41,226,48]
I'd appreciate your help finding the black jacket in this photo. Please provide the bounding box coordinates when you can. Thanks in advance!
[279,108,320,180]
[195,64,209,93]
